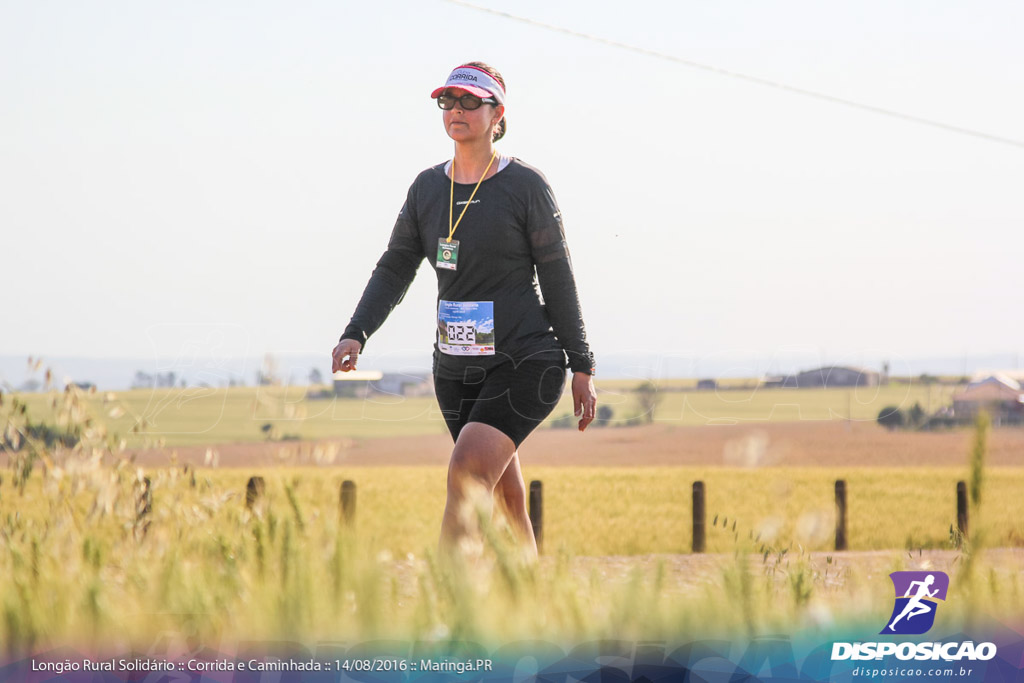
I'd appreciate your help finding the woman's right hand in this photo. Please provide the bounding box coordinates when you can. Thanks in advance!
[331,339,362,373]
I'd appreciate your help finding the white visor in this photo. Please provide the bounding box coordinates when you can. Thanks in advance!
[430,66,505,104]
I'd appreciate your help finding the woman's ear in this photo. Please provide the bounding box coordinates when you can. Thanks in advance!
[492,104,505,127]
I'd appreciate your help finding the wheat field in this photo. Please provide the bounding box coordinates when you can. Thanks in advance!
[1,383,1020,656]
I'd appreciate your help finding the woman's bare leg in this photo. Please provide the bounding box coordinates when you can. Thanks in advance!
[439,422,517,557]
[495,452,538,559]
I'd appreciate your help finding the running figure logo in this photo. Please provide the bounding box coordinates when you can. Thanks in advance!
[881,571,950,635]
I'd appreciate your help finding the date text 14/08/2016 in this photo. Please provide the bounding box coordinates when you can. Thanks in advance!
[32,658,495,675]
[341,659,494,674]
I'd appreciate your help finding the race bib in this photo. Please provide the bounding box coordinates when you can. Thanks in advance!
[438,300,495,356]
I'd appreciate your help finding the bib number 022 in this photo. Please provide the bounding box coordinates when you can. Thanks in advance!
[445,322,476,344]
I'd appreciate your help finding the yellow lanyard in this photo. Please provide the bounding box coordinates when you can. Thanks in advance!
[447,150,497,243]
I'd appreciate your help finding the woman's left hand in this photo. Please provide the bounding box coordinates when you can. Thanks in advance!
[572,372,597,432]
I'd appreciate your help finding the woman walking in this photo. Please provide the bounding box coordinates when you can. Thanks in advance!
[331,62,596,559]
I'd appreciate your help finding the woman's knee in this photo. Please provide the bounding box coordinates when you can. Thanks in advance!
[446,423,516,493]
[447,448,500,495]
[447,449,489,493]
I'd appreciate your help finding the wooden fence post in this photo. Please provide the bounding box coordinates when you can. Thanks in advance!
[956,480,968,544]
[692,481,706,553]
[246,476,265,510]
[340,480,357,526]
[835,479,848,551]
[529,480,543,554]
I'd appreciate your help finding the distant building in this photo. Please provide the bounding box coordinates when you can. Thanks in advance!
[371,372,434,397]
[332,371,433,398]
[953,375,1024,425]
[332,371,384,399]
[696,379,717,390]
[969,370,1024,385]
[793,366,879,388]
[760,366,879,389]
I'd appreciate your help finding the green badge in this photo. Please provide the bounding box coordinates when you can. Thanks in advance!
[436,238,459,271]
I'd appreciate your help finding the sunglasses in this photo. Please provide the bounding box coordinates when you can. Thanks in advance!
[436,93,497,111]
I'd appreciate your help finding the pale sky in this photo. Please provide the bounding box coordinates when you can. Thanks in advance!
[2,0,1022,376]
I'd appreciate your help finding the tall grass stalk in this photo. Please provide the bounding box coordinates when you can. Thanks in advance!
[956,410,991,626]
[969,410,989,521]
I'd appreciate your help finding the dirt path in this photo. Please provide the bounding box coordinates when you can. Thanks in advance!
[117,421,1024,468]
[382,549,1024,602]
[555,548,1024,592]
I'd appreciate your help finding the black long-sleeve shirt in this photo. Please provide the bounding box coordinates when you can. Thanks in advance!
[341,158,595,380]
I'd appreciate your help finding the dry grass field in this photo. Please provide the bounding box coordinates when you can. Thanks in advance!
[1,458,1021,651]
[2,383,1022,652]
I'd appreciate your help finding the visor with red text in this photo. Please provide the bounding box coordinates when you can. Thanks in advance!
[430,65,505,104]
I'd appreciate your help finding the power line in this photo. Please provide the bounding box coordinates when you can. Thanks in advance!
[445,0,1024,150]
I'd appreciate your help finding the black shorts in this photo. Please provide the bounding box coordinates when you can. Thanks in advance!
[434,357,567,448]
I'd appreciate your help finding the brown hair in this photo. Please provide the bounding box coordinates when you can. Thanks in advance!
[461,61,506,142]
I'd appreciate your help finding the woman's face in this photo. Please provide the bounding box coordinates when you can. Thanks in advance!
[441,87,504,144]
